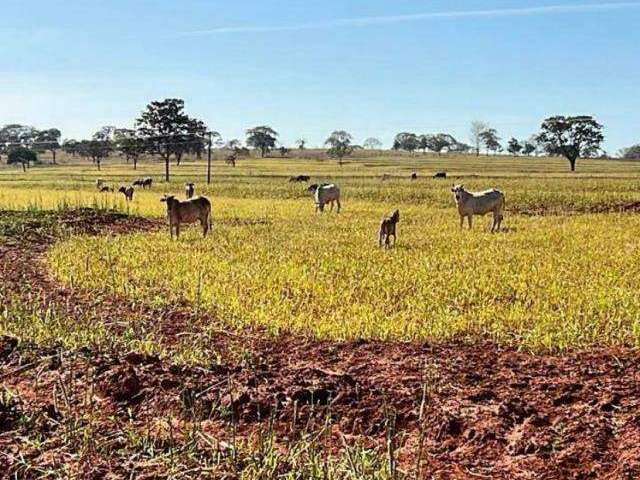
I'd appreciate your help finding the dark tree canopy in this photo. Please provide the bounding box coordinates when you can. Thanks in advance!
[136,98,206,181]
[34,128,62,164]
[522,141,536,156]
[420,133,457,155]
[621,144,640,160]
[246,126,278,157]
[78,140,112,170]
[536,116,604,171]
[479,128,501,155]
[325,130,358,165]
[393,132,420,154]
[507,137,523,156]
[114,129,146,170]
[8,147,38,172]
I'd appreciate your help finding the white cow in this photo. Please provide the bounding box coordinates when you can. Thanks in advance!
[308,183,341,213]
[451,184,505,232]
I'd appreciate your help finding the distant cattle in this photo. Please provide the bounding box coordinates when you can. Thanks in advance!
[133,177,153,189]
[309,183,341,213]
[451,184,505,232]
[118,185,134,201]
[379,209,400,249]
[411,172,418,180]
[161,195,212,239]
[132,179,144,188]
[185,183,195,199]
[289,175,310,183]
[434,172,447,179]
[381,174,391,181]
[99,185,113,192]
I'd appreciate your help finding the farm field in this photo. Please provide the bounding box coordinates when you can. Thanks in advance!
[1,154,640,478]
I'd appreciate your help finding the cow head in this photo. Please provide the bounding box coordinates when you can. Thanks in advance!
[451,185,466,203]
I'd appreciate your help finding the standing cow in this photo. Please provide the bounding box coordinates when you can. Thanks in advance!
[160,195,212,239]
[451,184,505,232]
[185,183,195,199]
[308,183,341,213]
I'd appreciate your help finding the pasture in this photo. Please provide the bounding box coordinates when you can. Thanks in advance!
[2,153,640,478]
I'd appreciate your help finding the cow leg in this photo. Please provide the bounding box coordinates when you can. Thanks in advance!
[467,215,473,229]
[176,223,180,239]
[169,222,174,239]
[460,216,464,229]
[329,200,334,212]
[379,231,384,248]
[336,199,341,213]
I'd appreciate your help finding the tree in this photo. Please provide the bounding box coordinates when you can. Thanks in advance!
[393,132,419,155]
[296,138,306,150]
[620,144,640,160]
[279,146,289,157]
[8,147,37,172]
[62,139,80,157]
[246,126,278,157]
[325,130,358,165]
[479,128,501,155]
[421,133,457,155]
[77,140,112,170]
[93,126,117,142]
[507,137,523,156]
[1,124,38,150]
[136,98,206,181]
[522,141,536,156]
[536,115,604,172]
[449,142,473,154]
[34,128,62,164]
[363,137,382,150]
[114,129,146,170]
[470,121,490,156]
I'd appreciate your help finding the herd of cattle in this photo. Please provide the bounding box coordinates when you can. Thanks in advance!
[94,173,506,244]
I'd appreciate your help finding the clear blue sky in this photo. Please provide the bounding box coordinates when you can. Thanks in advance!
[1,0,639,152]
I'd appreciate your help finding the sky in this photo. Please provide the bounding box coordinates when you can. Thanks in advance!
[1,0,639,152]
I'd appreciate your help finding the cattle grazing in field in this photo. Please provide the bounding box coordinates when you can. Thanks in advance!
[161,195,212,239]
[99,185,114,192]
[132,179,144,188]
[451,184,505,232]
[434,172,447,179]
[379,209,400,249]
[411,172,418,180]
[185,183,195,199]
[308,183,341,213]
[142,177,153,189]
[118,185,135,202]
[289,175,310,183]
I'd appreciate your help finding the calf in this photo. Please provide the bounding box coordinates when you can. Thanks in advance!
[379,209,400,248]
[161,195,212,239]
[99,185,113,193]
[289,175,310,183]
[451,184,505,232]
[118,185,134,201]
[185,183,195,199]
[142,177,153,189]
[411,172,418,180]
[132,179,144,188]
[434,172,447,179]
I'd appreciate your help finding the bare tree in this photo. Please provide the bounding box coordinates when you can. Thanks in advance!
[470,121,489,156]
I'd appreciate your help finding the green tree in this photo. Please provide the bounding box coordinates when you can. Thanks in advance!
[507,137,523,156]
[325,130,358,165]
[393,132,419,154]
[114,129,146,170]
[78,140,112,170]
[522,141,536,156]
[136,98,206,181]
[246,126,278,157]
[34,128,62,164]
[296,138,306,150]
[479,128,501,155]
[62,139,80,157]
[8,147,38,172]
[621,144,640,160]
[536,116,604,172]
[421,133,457,155]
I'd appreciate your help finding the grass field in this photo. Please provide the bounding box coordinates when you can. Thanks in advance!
[3,153,640,352]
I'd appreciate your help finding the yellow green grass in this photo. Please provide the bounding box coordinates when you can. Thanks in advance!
[3,154,640,351]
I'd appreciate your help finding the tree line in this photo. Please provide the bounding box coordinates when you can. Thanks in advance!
[0,97,626,175]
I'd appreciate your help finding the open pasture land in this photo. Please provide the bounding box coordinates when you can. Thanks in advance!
[1,154,640,478]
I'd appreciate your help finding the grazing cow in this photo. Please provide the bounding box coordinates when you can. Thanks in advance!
[451,184,505,232]
[142,177,153,189]
[411,172,418,180]
[381,174,391,181]
[308,183,341,213]
[185,182,195,199]
[379,209,400,249]
[118,185,134,202]
[160,195,212,239]
[132,179,144,188]
[289,175,310,183]
[99,185,114,192]
[434,172,447,179]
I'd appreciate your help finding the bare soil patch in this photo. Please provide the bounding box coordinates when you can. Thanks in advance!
[1,209,639,478]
